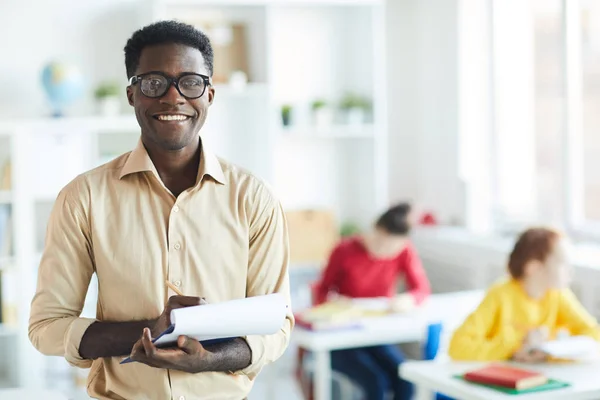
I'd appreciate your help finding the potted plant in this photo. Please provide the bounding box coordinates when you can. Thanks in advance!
[339,93,371,125]
[94,82,121,116]
[311,99,333,128]
[281,104,292,127]
[340,221,362,237]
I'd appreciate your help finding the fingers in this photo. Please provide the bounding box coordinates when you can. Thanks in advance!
[141,327,156,357]
[129,338,145,361]
[167,295,202,309]
[177,335,203,354]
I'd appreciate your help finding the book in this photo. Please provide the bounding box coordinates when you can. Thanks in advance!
[295,298,390,331]
[121,293,287,364]
[455,375,570,395]
[463,364,547,390]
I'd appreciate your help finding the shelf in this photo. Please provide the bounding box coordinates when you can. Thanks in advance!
[162,0,383,6]
[0,191,10,205]
[278,124,375,138]
[213,83,269,97]
[0,115,140,133]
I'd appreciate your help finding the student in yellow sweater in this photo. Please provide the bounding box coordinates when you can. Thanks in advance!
[448,227,600,362]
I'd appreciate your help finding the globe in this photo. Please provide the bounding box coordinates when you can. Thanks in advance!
[41,62,85,117]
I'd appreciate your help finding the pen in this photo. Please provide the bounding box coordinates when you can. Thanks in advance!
[165,280,184,296]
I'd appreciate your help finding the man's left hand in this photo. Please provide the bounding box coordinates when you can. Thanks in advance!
[129,328,211,373]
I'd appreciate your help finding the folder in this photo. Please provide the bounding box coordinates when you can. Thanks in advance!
[121,293,288,364]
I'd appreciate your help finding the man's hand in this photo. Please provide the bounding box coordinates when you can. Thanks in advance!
[130,328,211,373]
[151,296,205,338]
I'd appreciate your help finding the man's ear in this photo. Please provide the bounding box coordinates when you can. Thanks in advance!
[207,86,215,106]
[127,86,134,106]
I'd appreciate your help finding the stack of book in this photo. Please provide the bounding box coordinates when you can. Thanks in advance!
[458,364,570,394]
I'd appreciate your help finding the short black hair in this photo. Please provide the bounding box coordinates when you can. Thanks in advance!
[124,20,214,78]
[375,203,412,235]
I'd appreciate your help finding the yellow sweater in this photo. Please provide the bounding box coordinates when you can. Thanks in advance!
[448,279,600,361]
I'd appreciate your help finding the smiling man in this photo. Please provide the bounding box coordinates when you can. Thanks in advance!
[28,21,293,400]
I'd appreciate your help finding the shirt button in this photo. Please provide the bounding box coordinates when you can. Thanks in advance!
[173,205,180,213]
[174,280,181,287]
[174,243,181,250]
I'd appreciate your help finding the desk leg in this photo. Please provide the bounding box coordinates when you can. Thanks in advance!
[415,384,434,400]
[313,350,331,400]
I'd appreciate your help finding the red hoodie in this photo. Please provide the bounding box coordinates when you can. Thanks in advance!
[313,236,431,305]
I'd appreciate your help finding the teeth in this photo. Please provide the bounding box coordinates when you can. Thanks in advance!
[157,115,189,121]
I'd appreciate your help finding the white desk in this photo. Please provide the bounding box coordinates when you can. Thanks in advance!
[292,290,484,400]
[0,388,69,400]
[400,360,600,400]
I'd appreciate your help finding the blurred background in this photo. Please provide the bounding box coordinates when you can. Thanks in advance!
[0,0,600,398]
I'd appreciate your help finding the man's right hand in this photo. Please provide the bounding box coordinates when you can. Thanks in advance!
[151,296,206,338]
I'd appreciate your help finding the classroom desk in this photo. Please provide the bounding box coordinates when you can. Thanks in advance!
[400,360,600,400]
[0,388,69,400]
[292,290,484,400]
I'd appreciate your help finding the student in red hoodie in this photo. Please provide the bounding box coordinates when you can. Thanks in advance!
[313,203,431,400]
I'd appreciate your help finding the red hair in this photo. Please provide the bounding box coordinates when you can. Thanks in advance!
[508,227,562,279]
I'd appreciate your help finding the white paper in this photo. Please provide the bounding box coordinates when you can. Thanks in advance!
[538,335,599,359]
[154,293,288,346]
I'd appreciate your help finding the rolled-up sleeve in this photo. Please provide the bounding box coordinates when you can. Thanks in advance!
[28,178,96,368]
[237,181,294,380]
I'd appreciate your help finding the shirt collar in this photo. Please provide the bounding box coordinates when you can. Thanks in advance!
[119,137,227,185]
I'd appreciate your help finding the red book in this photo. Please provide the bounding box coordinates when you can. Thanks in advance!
[463,364,548,390]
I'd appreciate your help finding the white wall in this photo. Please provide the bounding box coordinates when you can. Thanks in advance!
[386,0,465,224]
[0,0,145,118]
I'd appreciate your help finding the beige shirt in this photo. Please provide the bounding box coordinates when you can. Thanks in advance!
[28,138,294,400]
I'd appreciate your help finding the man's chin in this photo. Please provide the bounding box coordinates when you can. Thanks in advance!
[150,132,199,151]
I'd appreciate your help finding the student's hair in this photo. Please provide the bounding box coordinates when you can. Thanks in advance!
[375,203,412,235]
[508,227,562,279]
[124,20,214,78]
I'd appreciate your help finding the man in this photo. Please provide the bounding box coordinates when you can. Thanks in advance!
[29,20,293,400]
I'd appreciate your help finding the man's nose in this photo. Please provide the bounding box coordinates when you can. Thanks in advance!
[160,82,185,105]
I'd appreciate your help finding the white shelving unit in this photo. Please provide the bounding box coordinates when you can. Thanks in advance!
[150,0,389,229]
[0,116,142,391]
[0,0,389,393]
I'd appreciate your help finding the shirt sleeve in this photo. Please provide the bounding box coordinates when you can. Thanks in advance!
[557,289,600,340]
[236,181,294,380]
[400,243,431,304]
[28,178,96,368]
[448,288,523,361]
[312,244,344,305]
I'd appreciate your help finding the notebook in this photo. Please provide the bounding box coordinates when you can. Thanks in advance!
[121,293,287,364]
[455,375,570,395]
[537,335,599,360]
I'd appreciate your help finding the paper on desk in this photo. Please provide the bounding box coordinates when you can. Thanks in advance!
[537,335,599,359]
[154,293,288,346]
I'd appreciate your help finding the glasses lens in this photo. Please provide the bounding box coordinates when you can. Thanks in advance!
[140,74,168,98]
[178,74,206,98]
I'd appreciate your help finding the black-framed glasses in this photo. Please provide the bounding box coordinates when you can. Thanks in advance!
[128,71,211,99]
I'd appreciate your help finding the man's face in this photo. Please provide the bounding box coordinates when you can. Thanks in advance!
[127,43,214,151]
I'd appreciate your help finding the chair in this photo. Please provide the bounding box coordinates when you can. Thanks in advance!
[421,322,454,400]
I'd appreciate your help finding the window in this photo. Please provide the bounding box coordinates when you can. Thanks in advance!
[581,0,600,223]
[490,0,600,238]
